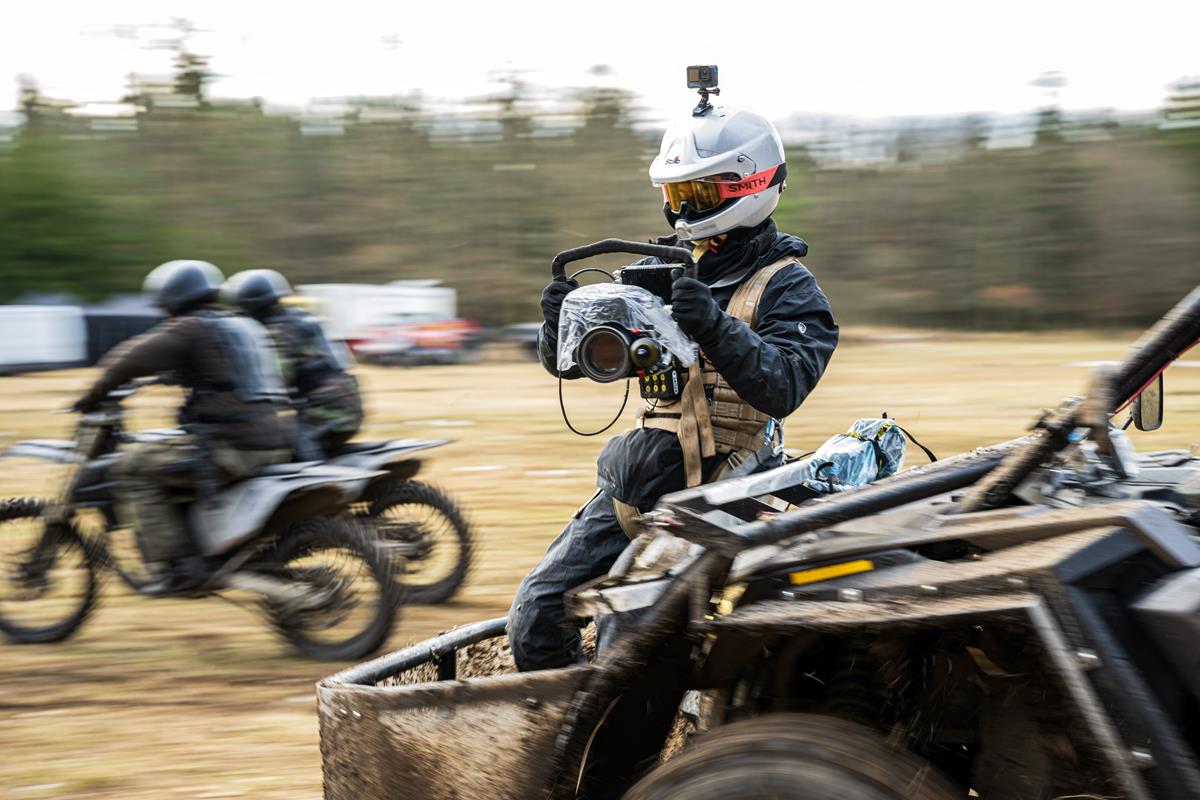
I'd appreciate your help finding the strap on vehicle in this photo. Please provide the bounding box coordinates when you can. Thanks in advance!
[881,412,939,464]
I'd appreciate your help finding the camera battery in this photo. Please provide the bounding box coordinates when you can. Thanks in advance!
[639,367,682,400]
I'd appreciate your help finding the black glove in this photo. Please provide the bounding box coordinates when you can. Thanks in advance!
[541,278,579,332]
[670,277,722,341]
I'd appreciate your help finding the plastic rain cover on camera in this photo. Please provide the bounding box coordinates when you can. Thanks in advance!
[557,283,696,373]
[802,418,907,495]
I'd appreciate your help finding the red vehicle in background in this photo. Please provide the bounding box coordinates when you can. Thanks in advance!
[348,316,483,366]
[297,282,482,367]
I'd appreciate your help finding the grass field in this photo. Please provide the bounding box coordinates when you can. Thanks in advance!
[1,332,1197,798]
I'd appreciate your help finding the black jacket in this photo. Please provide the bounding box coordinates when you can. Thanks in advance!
[82,308,297,451]
[260,306,352,394]
[539,228,839,509]
[259,305,363,437]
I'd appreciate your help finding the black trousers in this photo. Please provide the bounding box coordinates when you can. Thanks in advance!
[508,490,632,671]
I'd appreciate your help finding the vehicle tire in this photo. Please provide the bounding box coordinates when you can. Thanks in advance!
[364,478,473,604]
[0,498,99,644]
[622,713,962,800]
[261,515,401,661]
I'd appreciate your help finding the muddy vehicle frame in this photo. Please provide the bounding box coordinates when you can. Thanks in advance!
[317,286,1200,800]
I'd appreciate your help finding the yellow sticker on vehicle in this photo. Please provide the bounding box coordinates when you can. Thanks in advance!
[789,560,874,586]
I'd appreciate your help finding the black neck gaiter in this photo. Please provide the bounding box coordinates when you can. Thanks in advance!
[693,218,778,284]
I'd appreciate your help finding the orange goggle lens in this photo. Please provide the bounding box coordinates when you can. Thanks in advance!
[662,179,723,213]
[660,166,783,213]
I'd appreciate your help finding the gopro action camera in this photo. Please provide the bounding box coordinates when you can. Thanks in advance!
[687,65,718,90]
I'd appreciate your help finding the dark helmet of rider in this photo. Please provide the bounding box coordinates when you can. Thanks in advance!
[223,269,293,319]
[143,260,225,316]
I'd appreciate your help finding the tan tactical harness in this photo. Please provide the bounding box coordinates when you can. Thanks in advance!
[638,257,796,487]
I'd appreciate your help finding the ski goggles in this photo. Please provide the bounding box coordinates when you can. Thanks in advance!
[659,164,785,213]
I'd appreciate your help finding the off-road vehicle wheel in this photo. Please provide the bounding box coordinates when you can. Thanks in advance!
[363,479,473,604]
[262,515,401,661]
[0,498,99,644]
[623,713,961,800]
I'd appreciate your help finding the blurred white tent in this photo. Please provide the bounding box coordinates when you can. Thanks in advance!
[0,306,87,375]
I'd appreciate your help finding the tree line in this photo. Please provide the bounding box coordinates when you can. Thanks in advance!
[3,58,1199,329]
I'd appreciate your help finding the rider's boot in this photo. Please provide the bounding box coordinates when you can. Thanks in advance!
[139,560,177,597]
[141,556,206,597]
[122,494,199,597]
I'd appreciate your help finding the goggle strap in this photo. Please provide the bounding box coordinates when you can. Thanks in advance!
[715,164,786,200]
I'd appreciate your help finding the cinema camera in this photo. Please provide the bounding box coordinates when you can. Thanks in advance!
[553,239,699,400]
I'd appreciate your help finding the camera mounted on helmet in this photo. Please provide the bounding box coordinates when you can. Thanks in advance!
[687,65,719,117]
[650,65,788,241]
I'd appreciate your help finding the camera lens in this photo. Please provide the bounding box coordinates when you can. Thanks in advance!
[577,325,633,383]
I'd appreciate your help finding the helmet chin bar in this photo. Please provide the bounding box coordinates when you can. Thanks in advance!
[664,199,734,241]
[674,219,699,242]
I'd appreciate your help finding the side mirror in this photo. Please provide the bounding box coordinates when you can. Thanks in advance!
[1131,373,1165,432]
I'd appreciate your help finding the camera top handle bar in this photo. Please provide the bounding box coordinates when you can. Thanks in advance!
[550,239,697,282]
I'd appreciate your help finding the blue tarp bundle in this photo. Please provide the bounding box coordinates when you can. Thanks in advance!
[803,418,908,494]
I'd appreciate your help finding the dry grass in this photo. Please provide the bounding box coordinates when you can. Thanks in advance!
[0,332,1197,798]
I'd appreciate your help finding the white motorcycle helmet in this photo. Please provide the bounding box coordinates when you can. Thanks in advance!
[649,103,787,242]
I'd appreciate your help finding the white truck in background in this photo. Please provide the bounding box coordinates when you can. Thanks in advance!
[0,306,88,375]
[297,281,480,366]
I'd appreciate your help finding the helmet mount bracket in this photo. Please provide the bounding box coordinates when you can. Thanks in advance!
[693,86,719,117]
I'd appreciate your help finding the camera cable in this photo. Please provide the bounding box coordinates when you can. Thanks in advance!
[559,373,630,437]
[557,264,627,436]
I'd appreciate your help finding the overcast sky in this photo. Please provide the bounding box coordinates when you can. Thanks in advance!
[1,1,1197,120]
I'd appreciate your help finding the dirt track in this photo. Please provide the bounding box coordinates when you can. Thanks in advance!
[1,334,1197,798]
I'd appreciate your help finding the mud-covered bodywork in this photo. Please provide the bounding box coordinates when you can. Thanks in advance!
[318,619,592,800]
[317,286,1200,800]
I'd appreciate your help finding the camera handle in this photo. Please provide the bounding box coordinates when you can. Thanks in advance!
[550,239,697,282]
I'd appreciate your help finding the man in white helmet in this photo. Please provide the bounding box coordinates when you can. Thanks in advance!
[509,73,839,671]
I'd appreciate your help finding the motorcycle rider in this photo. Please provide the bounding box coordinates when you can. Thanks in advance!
[226,269,364,457]
[509,97,840,671]
[72,261,296,593]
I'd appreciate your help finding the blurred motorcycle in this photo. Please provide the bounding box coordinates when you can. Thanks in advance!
[325,438,474,605]
[9,386,476,608]
[0,379,401,660]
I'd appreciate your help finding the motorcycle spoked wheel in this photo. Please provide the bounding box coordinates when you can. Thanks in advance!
[361,479,474,605]
[259,515,401,661]
[0,498,99,644]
